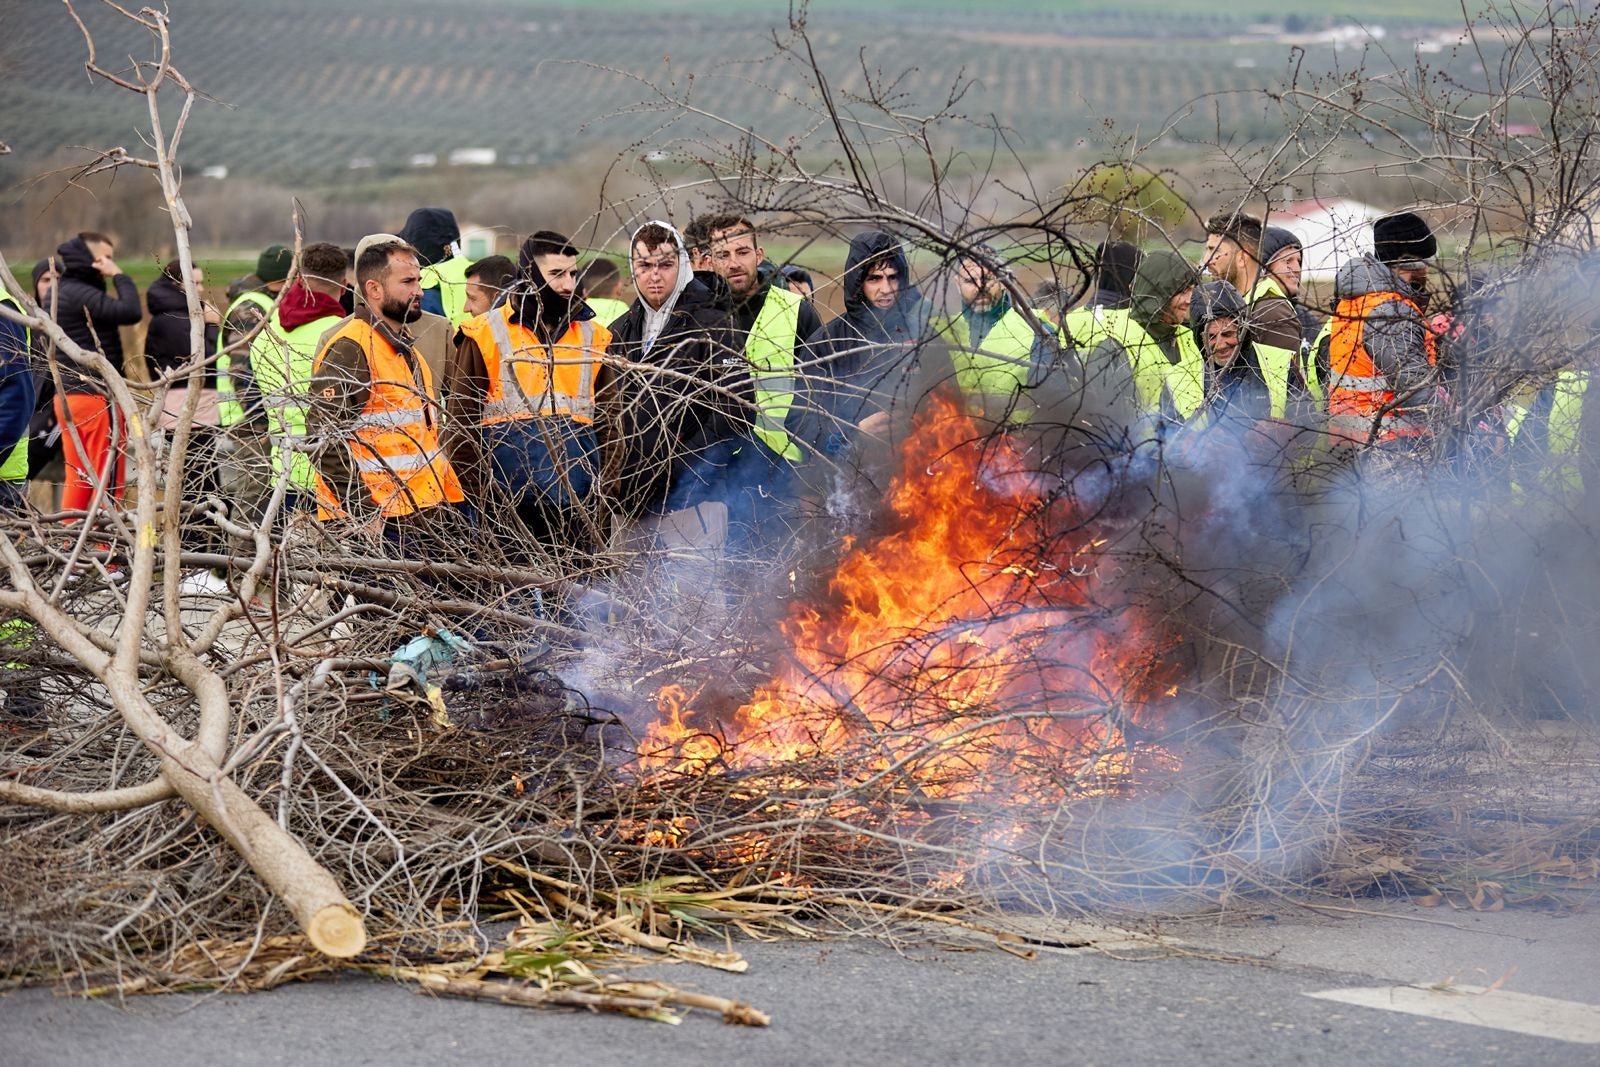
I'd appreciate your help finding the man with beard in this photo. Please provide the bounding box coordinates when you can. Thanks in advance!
[1090,249,1204,424]
[689,214,824,546]
[447,230,612,546]
[933,248,1053,424]
[1202,212,1306,361]
[804,231,928,447]
[599,220,750,545]
[1321,211,1440,448]
[306,239,464,534]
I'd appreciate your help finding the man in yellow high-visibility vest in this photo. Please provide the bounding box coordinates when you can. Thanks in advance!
[688,214,826,550]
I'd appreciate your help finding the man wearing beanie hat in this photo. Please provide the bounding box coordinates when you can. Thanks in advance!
[1260,226,1324,350]
[444,229,613,549]
[397,207,473,331]
[216,244,292,430]
[1322,211,1439,448]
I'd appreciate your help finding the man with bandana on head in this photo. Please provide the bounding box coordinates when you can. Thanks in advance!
[446,230,612,547]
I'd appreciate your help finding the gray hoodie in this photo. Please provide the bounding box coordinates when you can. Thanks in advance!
[1332,254,1432,398]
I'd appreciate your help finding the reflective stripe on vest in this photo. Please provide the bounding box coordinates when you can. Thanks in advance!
[744,286,803,462]
[456,308,603,426]
[251,311,342,491]
[1112,316,1205,420]
[422,256,472,331]
[1327,289,1437,442]
[0,291,30,482]
[217,289,276,427]
[310,318,463,521]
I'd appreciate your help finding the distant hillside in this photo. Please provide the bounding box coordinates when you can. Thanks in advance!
[1,0,1477,189]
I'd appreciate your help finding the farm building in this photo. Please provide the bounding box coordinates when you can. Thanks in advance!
[1270,198,1385,281]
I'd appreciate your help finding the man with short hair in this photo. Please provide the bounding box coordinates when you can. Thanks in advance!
[691,214,825,544]
[1203,212,1305,360]
[249,243,351,510]
[933,249,1053,423]
[578,258,630,326]
[600,221,749,530]
[463,255,517,319]
[446,231,613,544]
[306,239,464,530]
[1188,279,1298,424]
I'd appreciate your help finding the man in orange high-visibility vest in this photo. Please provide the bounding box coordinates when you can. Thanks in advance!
[446,230,612,549]
[1324,211,1440,449]
[306,237,466,552]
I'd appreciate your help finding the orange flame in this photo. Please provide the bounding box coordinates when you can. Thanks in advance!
[637,396,1179,801]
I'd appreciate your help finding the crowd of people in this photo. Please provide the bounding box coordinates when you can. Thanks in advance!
[0,204,1580,585]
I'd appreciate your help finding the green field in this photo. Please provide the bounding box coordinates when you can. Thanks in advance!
[0,0,1481,200]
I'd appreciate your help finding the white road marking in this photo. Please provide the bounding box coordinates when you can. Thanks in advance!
[1305,984,1600,1044]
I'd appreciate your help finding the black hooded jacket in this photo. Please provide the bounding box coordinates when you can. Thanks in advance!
[143,272,220,384]
[599,271,753,516]
[50,236,141,390]
[803,231,930,433]
[1189,280,1273,421]
[397,208,460,267]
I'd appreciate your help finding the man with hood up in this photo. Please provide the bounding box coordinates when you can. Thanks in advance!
[398,207,473,330]
[599,220,750,536]
[1061,239,1141,354]
[1187,280,1299,426]
[49,232,142,514]
[1091,249,1204,423]
[1320,211,1440,448]
[804,231,929,446]
[447,230,612,545]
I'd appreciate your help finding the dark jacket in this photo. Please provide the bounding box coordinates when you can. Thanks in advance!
[50,236,141,391]
[1332,254,1433,398]
[143,272,220,384]
[803,231,929,436]
[598,271,752,517]
[1189,280,1273,422]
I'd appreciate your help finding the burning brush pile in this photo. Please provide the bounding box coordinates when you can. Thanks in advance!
[627,395,1184,886]
[5,369,1600,1017]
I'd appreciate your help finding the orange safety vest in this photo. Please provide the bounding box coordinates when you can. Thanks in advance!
[311,318,464,521]
[455,308,609,426]
[1327,289,1438,444]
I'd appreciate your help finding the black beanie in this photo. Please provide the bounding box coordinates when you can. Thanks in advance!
[256,244,292,283]
[1373,212,1436,266]
[1261,226,1302,265]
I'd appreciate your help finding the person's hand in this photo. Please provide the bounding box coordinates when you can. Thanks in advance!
[857,410,890,436]
[93,253,121,277]
[201,301,221,326]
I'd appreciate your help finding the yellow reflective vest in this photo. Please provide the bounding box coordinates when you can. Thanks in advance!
[743,286,804,462]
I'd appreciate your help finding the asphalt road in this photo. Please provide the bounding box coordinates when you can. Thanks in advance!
[4,901,1597,1067]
